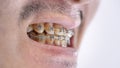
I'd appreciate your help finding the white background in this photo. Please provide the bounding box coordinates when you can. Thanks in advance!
[77,0,120,68]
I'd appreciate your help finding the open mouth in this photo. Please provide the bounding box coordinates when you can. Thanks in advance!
[25,11,82,51]
[27,23,74,48]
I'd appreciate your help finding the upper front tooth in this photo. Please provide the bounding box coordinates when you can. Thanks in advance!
[66,30,74,38]
[27,25,33,32]
[45,23,54,34]
[33,23,44,33]
[54,24,66,35]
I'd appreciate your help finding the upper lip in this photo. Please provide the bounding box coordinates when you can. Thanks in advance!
[29,12,81,29]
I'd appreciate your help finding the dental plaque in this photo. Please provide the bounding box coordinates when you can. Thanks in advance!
[27,23,74,48]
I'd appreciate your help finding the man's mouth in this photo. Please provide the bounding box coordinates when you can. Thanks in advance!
[27,23,74,48]
[25,10,82,50]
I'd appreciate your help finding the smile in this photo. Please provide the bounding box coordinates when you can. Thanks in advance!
[24,7,82,51]
[27,23,74,48]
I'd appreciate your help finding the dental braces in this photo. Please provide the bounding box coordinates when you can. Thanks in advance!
[27,23,74,47]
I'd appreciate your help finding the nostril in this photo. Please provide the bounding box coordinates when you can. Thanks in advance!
[26,23,74,48]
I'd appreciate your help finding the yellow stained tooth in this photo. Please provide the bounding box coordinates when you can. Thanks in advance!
[54,40,61,46]
[37,34,46,43]
[61,40,67,47]
[33,23,44,33]
[65,36,70,45]
[55,35,65,40]
[45,23,54,34]
[54,24,66,35]
[46,34,54,45]
[27,23,73,47]
[28,31,37,40]
[27,25,33,32]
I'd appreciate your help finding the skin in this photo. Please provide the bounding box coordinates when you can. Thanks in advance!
[0,0,99,68]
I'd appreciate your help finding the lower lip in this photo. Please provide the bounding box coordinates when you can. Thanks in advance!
[28,38,78,58]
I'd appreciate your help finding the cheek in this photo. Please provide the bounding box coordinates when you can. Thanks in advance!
[0,0,28,43]
[0,0,26,61]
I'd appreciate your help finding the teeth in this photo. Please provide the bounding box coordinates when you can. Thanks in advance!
[54,35,64,46]
[46,34,54,45]
[66,30,74,38]
[45,23,54,34]
[54,40,61,46]
[37,34,46,43]
[55,35,65,40]
[54,24,66,35]
[27,23,74,47]
[61,40,67,47]
[67,39,70,46]
[27,31,37,40]
[27,25,33,32]
[33,23,44,33]
[65,36,71,45]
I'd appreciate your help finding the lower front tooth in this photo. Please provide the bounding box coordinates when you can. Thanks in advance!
[61,40,67,47]
[54,40,61,46]
[67,39,70,46]
[37,34,46,43]
[65,36,70,45]
[46,35,54,44]
[55,35,65,40]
